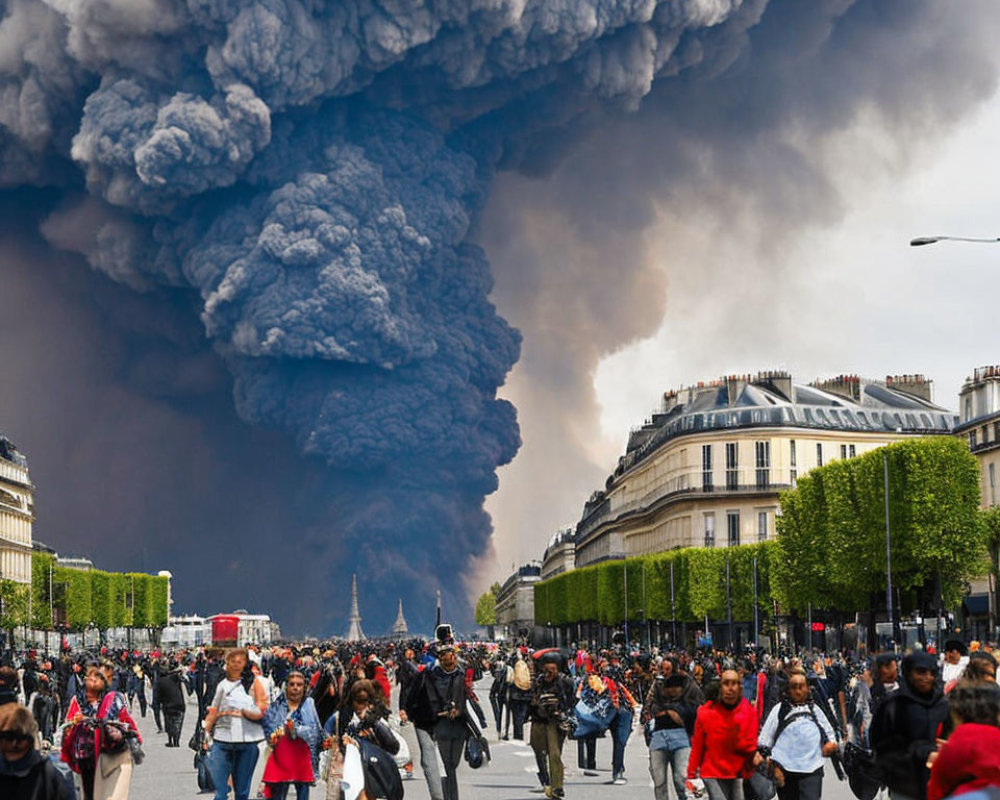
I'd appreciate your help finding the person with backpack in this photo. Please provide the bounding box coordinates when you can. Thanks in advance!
[401,658,445,800]
[509,654,534,741]
[756,668,838,800]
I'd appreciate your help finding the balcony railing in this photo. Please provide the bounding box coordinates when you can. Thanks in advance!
[577,465,797,542]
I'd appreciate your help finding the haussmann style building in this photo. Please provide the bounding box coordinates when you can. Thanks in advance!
[0,432,33,585]
[574,371,958,568]
[955,365,1000,636]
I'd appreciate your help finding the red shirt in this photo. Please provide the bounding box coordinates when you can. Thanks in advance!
[688,698,759,780]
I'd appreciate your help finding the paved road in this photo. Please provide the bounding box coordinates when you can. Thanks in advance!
[124,687,857,800]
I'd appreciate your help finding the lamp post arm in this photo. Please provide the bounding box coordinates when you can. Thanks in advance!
[911,235,1000,246]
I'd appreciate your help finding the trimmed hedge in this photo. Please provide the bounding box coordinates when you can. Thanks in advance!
[3,554,171,631]
[535,542,774,626]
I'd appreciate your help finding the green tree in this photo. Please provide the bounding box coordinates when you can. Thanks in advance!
[91,571,113,635]
[775,437,985,615]
[30,554,54,629]
[0,579,28,639]
[475,582,500,639]
[53,567,92,632]
[150,576,170,628]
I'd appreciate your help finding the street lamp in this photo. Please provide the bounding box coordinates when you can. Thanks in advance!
[910,235,1000,246]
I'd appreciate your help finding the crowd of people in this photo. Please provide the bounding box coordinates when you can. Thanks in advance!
[2,634,1000,800]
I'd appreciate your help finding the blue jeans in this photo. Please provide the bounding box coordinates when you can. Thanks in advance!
[208,740,260,800]
[649,746,690,800]
[611,708,633,775]
[269,783,310,800]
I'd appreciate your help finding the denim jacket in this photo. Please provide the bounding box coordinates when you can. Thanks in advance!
[262,695,322,770]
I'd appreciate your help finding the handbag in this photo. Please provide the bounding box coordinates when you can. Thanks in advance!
[744,764,777,800]
[127,731,145,765]
[464,733,487,769]
[359,737,404,800]
[100,720,130,754]
[389,726,410,768]
[195,750,215,792]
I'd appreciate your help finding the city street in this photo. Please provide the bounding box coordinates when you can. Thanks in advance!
[122,682,857,800]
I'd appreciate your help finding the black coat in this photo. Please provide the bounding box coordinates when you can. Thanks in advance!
[156,672,187,712]
[870,679,948,800]
[0,750,75,800]
[528,673,574,723]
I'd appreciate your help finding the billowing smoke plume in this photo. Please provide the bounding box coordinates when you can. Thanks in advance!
[1,0,998,632]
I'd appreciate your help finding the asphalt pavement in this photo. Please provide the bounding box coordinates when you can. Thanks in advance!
[122,683,858,800]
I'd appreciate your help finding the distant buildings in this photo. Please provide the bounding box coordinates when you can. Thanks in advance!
[0,432,33,585]
[575,372,956,567]
[495,562,542,642]
[956,365,1000,509]
[955,365,1000,633]
[541,528,575,581]
[494,369,970,645]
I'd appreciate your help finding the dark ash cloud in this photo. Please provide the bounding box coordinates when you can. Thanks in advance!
[0,0,998,632]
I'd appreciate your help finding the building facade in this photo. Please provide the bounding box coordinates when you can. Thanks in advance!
[954,365,1000,635]
[575,372,957,567]
[495,563,542,642]
[540,528,576,581]
[956,365,1000,510]
[0,433,33,585]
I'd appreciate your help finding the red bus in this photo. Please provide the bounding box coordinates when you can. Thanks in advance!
[210,614,240,648]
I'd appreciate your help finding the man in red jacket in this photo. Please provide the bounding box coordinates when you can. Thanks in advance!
[687,669,759,800]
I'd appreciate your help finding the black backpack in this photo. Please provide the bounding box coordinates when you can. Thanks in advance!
[403,668,438,728]
[359,737,404,800]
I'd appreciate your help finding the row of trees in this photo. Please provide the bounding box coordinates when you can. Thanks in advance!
[534,437,991,626]
[533,541,773,627]
[0,553,169,636]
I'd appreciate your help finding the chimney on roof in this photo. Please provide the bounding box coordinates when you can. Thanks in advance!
[886,374,932,402]
[751,370,793,402]
[726,375,747,407]
[811,374,862,403]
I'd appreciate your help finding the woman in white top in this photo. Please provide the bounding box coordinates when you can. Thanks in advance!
[204,648,269,800]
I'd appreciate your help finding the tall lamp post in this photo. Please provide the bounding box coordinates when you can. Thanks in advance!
[910,231,998,640]
[885,452,894,646]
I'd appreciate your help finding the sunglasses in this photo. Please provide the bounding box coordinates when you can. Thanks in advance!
[0,731,31,743]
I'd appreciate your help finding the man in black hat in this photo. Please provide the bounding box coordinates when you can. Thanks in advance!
[941,640,968,686]
[870,652,948,800]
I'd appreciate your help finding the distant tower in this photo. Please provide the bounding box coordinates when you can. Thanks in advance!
[346,574,366,641]
[392,599,408,637]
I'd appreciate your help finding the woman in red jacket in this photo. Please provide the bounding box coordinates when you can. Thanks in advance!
[687,669,759,800]
[927,682,1000,800]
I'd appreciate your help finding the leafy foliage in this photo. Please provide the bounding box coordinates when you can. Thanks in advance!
[21,555,169,631]
[30,554,54,629]
[774,438,985,612]
[534,542,774,625]
[0,580,28,632]
[474,581,500,626]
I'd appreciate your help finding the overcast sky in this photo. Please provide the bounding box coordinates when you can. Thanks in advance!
[483,50,1000,580]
